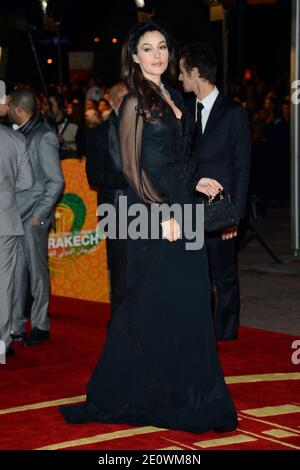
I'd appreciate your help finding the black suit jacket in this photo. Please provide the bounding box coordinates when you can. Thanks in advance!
[86,111,127,206]
[187,92,251,219]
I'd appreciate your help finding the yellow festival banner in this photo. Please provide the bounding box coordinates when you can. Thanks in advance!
[48,158,109,303]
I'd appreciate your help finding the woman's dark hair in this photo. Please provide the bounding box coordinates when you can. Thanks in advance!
[180,43,217,85]
[121,21,177,120]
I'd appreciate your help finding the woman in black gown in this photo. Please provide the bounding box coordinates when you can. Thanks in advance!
[60,21,237,434]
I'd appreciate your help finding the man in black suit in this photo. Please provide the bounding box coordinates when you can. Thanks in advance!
[179,43,251,341]
[86,82,128,319]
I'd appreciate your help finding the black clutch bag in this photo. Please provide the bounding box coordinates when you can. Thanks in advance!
[199,191,240,232]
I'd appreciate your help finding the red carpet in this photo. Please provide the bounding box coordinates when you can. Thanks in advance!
[0,296,299,450]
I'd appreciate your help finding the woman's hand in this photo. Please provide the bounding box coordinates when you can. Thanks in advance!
[161,218,181,242]
[195,178,223,198]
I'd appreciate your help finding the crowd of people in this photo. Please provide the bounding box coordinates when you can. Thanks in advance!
[5,66,291,220]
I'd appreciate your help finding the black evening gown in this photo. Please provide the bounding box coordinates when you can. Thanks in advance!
[60,87,237,434]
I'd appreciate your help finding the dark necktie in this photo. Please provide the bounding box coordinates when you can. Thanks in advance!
[196,102,204,138]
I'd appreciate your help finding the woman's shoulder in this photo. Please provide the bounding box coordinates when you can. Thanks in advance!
[121,90,143,111]
[125,89,137,98]
[119,90,141,117]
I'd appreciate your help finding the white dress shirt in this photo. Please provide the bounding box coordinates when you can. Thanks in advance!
[12,119,29,131]
[195,87,219,132]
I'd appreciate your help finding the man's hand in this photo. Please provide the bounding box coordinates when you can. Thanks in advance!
[195,178,223,198]
[161,218,180,242]
[31,215,40,226]
[221,225,238,240]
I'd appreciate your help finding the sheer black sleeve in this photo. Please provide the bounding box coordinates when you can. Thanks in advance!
[118,93,164,204]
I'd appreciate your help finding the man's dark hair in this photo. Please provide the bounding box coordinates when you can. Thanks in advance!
[180,43,217,85]
[9,88,37,116]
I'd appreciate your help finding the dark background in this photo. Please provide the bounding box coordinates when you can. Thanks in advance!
[0,0,291,86]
